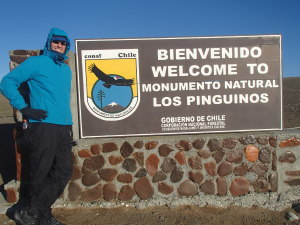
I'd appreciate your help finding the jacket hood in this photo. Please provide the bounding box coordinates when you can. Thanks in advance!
[43,27,71,63]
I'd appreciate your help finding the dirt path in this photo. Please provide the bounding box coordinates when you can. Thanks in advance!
[0,205,298,225]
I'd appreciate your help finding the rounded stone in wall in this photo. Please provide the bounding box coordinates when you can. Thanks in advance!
[252,177,270,193]
[175,151,186,165]
[207,138,223,152]
[68,182,83,201]
[244,145,259,162]
[272,151,277,171]
[118,185,135,201]
[158,182,174,195]
[132,152,144,167]
[259,147,272,163]
[103,183,117,201]
[82,155,105,172]
[117,173,133,183]
[250,163,268,176]
[145,154,160,176]
[145,141,158,150]
[133,140,144,149]
[134,168,147,178]
[217,161,233,177]
[229,178,250,196]
[226,149,243,163]
[78,149,92,158]
[82,172,100,186]
[188,156,202,170]
[98,168,118,181]
[239,135,256,145]
[13,50,31,55]
[177,180,198,196]
[200,180,215,194]
[222,138,238,149]
[193,138,206,149]
[233,163,248,176]
[176,140,193,151]
[158,144,174,157]
[134,177,154,200]
[90,144,102,155]
[188,171,204,184]
[216,177,227,196]
[10,55,29,64]
[122,158,137,172]
[152,171,167,183]
[103,142,118,153]
[120,141,134,158]
[170,166,184,183]
[213,150,225,163]
[278,151,296,163]
[257,136,269,145]
[161,157,177,173]
[204,161,217,176]
[81,184,103,202]
[70,165,82,181]
[198,149,211,159]
[108,155,124,166]
[269,136,277,147]
[269,172,278,192]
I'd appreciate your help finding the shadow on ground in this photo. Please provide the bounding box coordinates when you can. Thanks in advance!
[0,123,17,199]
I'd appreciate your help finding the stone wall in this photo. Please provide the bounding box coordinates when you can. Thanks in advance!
[66,133,300,203]
[4,50,300,209]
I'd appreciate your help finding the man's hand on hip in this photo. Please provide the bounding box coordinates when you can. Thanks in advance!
[20,107,48,121]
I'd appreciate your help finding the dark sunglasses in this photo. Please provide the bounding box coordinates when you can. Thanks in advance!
[52,40,67,46]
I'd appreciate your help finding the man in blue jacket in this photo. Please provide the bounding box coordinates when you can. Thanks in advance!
[0,27,73,225]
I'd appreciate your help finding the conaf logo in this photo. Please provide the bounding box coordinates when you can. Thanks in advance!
[82,49,140,121]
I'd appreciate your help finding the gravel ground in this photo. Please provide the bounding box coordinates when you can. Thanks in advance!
[0,205,299,225]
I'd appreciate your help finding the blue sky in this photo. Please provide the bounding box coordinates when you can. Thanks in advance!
[0,0,299,79]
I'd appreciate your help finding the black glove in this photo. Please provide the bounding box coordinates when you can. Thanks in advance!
[20,107,48,121]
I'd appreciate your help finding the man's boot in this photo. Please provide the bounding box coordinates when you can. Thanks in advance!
[14,208,39,225]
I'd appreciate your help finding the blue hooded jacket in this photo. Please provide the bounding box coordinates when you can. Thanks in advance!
[0,27,73,125]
